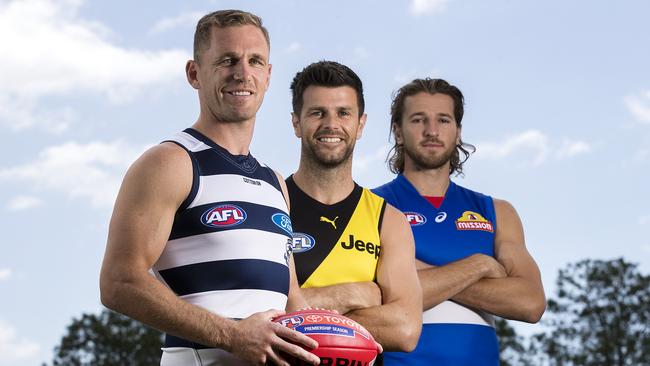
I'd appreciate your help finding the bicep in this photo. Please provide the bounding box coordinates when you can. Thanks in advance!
[377,205,419,302]
[104,145,192,273]
[494,199,541,279]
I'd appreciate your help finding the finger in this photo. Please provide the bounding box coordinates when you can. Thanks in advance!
[375,341,383,354]
[263,308,287,320]
[266,349,290,366]
[276,326,318,349]
[273,338,320,365]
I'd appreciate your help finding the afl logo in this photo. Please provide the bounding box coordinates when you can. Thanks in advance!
[278,316,304,328]
[291,232,316,253]
[272,213,293,235]
[404,212,427,226]
[201,204,247,228]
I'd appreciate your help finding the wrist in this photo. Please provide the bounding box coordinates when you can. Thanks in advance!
[211,316,238,351]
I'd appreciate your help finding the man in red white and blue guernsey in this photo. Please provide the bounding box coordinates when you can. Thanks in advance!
[373,78,546,366]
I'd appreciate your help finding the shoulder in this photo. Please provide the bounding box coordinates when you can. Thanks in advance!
[121,142,193,207]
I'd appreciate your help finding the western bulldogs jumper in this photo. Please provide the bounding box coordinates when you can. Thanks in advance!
[153,128,292,365]
[373,174,499,366]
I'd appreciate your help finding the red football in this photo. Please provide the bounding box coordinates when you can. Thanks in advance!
[274,309,378,366]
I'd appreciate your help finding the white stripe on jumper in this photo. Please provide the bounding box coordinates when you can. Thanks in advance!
[422,300,495,327]
[169,131,211,152]
[189,174,286,211]
[155,229,289,271]
[182,289,288,319]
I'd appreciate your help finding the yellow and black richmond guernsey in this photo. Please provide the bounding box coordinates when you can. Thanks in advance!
[286,175,387,287]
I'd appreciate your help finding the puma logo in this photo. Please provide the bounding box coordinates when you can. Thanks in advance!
[320,216,338,229]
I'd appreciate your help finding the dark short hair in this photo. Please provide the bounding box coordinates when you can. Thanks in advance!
[290,61,365,116]
[193,9,270,63]
[388,78,475,175]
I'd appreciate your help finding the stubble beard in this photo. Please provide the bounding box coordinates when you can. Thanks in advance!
[302,139,355,169]
[405,142,455,171]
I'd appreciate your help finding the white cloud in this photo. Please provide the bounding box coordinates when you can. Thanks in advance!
[0,0,189,131]
[556,139,592,159]
[639,214,650,225]
[149,11,204,35]
[0,319,40,362]
[354,143,392,171]
[0,140,149,208]
[624,90,650,124]
[286,42,301,53]
[475,130,591,165]
[7,196,43,211]
[409,0,451,16]
[0,268,12,281]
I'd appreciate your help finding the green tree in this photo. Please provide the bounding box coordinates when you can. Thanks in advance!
[529,258,650,366]
[50,308,163,366]
[495,317,527,366]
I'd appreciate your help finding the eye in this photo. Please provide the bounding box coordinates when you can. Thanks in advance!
[411,117,423,124]
[250,57,265,66]
[440,117,452,124]
[309,110,323,118]
[218,57,235,66]
[339,110,351,117]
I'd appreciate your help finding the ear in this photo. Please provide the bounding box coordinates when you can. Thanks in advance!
[392,123,403,144]
[264,63,272,90]
[291,112,301,138]
[356,113,368,140]
[456,126,462,145]
[186,60,200,89]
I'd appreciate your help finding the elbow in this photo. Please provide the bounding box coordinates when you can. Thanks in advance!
[388,321,421,352]
[519,295,546,323]
[99,269,130,313]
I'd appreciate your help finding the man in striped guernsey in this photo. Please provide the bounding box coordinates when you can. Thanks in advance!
[286,61,422,352]
[100,10,320,366]
[373,78,546,365]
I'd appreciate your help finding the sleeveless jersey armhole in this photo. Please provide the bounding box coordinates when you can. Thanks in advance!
[162,140,199,212]
[377,200,387,233]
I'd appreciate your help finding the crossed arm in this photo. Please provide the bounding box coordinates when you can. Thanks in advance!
[99,143,319,366]
[301,205,423,352]
[417,199,546,323]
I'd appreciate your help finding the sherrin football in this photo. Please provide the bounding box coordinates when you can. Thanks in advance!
[273,309,379,366]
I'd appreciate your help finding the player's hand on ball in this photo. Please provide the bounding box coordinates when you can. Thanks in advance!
[229,309,320,366]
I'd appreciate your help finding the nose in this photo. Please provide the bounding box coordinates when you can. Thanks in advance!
[233,62,252,83]
[321,113,341,131]
[423,120,439,137]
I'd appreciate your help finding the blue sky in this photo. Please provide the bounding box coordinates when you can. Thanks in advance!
[1,0,649,364]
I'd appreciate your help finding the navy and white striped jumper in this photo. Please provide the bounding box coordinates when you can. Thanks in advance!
[152,128,293,350]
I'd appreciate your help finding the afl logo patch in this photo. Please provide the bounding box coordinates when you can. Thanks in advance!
[404,212,427,226]
[201,204,247,228]
[278,316,304,328]
[291,232,316,253]
[272,213,293,235]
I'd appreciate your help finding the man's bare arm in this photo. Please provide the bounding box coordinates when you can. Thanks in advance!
[451,199,546,323]
[300,281,382,314]
[416,253,506,310]
[100,144,319,365]
[345,205,422,352]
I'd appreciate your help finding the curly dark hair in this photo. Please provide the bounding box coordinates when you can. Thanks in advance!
[388,78,475,176]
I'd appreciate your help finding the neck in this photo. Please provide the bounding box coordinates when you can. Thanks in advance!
[192,115,255,155]
[402,160,451,197]
[293,157,355,205]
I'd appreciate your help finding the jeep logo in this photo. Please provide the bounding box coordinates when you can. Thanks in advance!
[340,234,380,259]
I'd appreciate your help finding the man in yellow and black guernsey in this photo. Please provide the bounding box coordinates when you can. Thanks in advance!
[286,61,422,352]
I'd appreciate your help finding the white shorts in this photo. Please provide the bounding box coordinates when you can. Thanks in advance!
[160,347,249,366]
